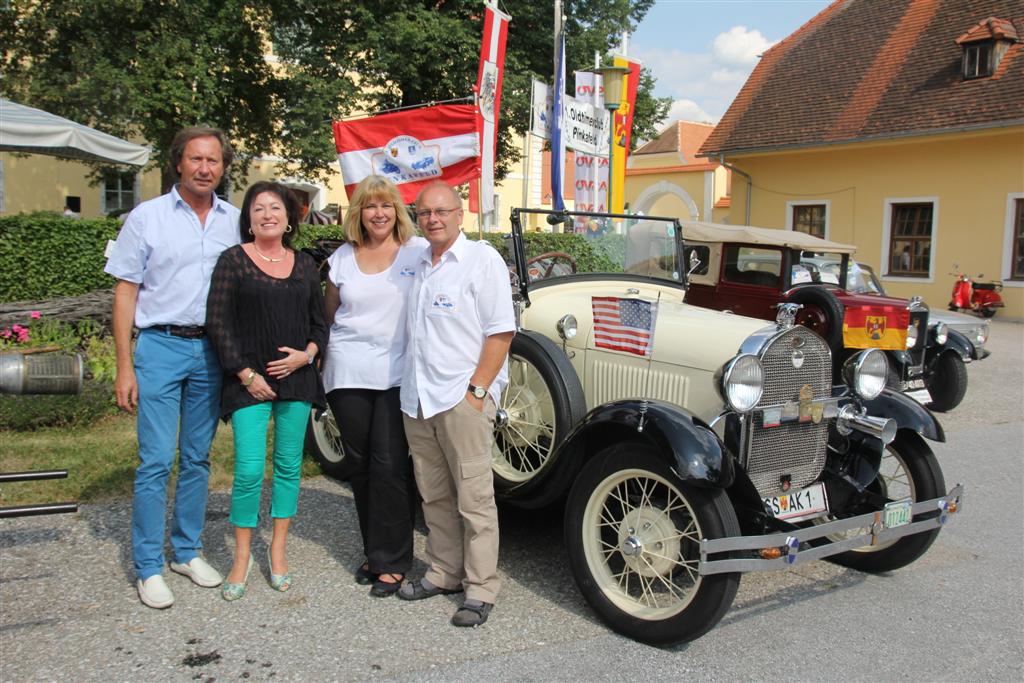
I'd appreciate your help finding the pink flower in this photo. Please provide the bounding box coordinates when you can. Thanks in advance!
[16,329,30,343]
[30,311,41,319]
[0,328,10,339]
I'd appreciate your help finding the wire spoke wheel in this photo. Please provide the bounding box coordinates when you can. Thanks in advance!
[565,445,740,645]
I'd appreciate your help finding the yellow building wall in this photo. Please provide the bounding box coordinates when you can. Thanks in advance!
[724,127,1024,318]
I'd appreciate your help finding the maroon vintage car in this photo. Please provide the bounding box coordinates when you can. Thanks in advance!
[675,222,969,411]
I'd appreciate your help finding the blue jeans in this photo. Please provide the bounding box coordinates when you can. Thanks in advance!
[132,329,222,580]
[229,400,310,527]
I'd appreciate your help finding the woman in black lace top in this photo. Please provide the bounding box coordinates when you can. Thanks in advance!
[206,181,326,600]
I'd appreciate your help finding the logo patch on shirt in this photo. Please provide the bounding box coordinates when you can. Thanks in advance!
[431,293,455,312]
[399,266,416,277]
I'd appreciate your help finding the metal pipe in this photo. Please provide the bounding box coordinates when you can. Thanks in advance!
[0,470,68,483]
[718,154,752,225]
[0,502,79,519]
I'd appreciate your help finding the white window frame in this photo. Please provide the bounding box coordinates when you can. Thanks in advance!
[881,196,938,284]
[1002,192,1024,287]
[786,199,831,239]
[100,169,140,214]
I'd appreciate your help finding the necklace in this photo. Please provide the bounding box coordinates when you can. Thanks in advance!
[252,245,287,263]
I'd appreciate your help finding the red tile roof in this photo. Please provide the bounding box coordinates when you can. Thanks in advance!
[956,16,1019,43]
[700,0,1024,158]
[635,121,716,163]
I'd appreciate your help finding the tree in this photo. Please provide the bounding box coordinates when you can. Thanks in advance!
[1,0,670,189]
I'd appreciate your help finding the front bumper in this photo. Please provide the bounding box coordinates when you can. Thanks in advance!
[699,484,963,575]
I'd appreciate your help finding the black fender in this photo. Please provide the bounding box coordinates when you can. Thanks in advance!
[556,399,735,489]
[929,328,973,361]
[860,389,945,442]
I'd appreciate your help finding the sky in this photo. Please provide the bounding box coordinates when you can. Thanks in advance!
[628,0,833,126]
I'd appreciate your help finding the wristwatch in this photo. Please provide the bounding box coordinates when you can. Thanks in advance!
[468,383,488,399]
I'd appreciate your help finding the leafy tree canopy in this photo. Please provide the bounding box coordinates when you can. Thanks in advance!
[1,0,670,189]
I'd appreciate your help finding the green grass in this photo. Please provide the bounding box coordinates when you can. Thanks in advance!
[0,412,323,507]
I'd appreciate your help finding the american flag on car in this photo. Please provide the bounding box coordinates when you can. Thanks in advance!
[591,296,658,357]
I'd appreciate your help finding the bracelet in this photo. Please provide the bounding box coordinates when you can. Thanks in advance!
[241,369,257,386]
[305,350,315,365]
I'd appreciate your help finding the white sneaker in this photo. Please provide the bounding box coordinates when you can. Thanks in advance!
[137,575,175,609]
[170,556,223,587]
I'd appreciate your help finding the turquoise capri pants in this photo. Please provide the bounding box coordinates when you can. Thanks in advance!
[229,400,311,528]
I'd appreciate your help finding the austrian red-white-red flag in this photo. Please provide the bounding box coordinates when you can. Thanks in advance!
[475,1,510,214]
[332,104,481,203]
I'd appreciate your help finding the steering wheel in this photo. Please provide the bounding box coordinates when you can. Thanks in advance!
[526,251,578,282]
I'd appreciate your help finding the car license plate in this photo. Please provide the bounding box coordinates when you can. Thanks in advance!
[763,482,828,521]
[883,498,913,528]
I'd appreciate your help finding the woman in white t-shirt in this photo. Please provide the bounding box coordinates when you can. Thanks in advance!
[323,175,427,597]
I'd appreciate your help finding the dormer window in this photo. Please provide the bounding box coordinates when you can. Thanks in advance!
[962,42,993,78]
[956,17,1018,81]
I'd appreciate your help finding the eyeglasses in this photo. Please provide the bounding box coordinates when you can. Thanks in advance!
[415,207,459,220]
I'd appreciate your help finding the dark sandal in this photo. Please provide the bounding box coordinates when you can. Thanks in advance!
[369,573,404,598]
[452,602,493,627]
[397,579,463,601]
[354,563,378,586]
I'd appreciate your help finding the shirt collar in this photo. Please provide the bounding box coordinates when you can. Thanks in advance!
[171,184,229,214]
[418,231,468,265]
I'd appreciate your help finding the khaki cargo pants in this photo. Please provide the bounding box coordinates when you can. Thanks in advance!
[403,397,500,604]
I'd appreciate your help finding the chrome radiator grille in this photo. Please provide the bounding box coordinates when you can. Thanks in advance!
[745,327,832,498]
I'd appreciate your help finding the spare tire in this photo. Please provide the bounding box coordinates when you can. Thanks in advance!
[787,286,845,353]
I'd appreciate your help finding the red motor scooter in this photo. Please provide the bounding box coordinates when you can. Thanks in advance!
[949,264,1004,318]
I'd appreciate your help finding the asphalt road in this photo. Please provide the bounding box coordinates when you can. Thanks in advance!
[2,320,1022,682]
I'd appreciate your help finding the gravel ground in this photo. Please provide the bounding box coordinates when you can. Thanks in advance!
[2,319,1021,682]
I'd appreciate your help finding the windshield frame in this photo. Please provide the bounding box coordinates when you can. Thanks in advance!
[509,208,686,305]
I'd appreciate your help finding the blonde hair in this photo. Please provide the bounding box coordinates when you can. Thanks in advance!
[342,175,416,246]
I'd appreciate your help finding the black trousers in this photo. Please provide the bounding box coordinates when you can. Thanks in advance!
[326,387,415,574]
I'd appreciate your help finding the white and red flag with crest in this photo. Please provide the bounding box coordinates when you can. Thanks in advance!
[475,1,510,214]
[332,104,481,203]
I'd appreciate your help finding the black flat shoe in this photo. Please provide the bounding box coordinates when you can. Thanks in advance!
[354,563,377,586]
[369,573,404,598]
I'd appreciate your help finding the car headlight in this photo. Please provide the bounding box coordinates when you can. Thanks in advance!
[976,323,989,345]
[933,322,948,345]
[717,354,764,413]
[905,321,918,349]
[843,348,888,400]
[556,314,578,341]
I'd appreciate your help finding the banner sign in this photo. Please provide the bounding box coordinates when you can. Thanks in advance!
[574,71,609,226]
[530,79,552,140]
[332,104,480,203]
[561,95,609,156]
[475,2,510,214]
[610,55,642,213]
[551,30,567,211]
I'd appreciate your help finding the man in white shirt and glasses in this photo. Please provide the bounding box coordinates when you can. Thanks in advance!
[397,181,515,627]
[105,126,239,609]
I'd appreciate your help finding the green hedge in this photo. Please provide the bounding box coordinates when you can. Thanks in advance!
[0,212,121,302]
[478,230,622,273]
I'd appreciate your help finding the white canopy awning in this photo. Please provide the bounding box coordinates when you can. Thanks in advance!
[0,98,150,166]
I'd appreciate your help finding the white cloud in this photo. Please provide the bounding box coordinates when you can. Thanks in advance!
[712,26,775,66]
[662,99,715,127]
[635,25,778,124]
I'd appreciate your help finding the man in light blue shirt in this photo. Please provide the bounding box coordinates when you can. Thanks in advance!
[105,126,240,609]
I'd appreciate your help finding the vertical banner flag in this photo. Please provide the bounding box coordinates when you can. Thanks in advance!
[475,1,510,215]
[530,79,552,139]
[332,104,481,204]
[574,71,609,230]
[610,56,642,213]
[550,29,567,212]
[592,296,658,357]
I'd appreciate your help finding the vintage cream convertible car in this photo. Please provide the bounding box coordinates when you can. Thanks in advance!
[308,209,963,645]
